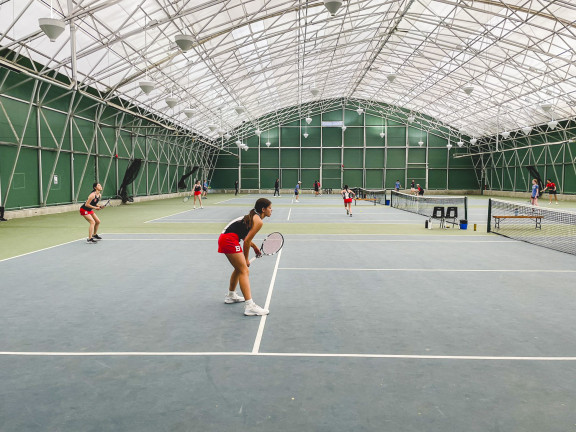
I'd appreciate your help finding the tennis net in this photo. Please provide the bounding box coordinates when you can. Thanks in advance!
[353,188,387,205]
[488,199,576,255]
[390,190,468,220]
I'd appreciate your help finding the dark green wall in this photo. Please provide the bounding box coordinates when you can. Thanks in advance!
[212,102,477,190]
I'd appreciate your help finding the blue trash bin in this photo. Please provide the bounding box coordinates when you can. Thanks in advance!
[459,219,468,230]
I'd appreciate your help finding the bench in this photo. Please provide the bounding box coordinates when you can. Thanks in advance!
[493,215,542,229]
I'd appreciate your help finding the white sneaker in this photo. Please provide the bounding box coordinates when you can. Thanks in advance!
[244,302,269,316]
[225,292,245,304]
[193,206,196,209]
[200,206,204,209]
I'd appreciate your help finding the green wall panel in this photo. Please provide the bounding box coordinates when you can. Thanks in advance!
[365,148,385,168]
[215,153,239,168]
[449,152,474,168]
[280,148,299,168]
[428,169,447,189]
[365,127,386,147]
[240,147,258,163]
[0,96,38,145]
[301,148,321,168]
[406,168,426,185]
[321,167,341,189]
[40,109,69,150]
[281,127,299,147]
[260,169,279,189]
[322,148,341,164]
[428,134,447,148]
[365,169,383,189]
[343,148,363,168]
[301,127,320,147]
[42,151,71,205]
[385,169,404,189]
[387,127,406,146]
[344,109,364,126]
[323,110,342,121]
[260,149,279,168]
[343,127,363,147]
[301,169,320,188]
[408,127,426,146]
[147,162,159,194]
[212,168,238,188]
[343,169,362,187]
[281,169,299,188]
[448,170,478,189]
[407,148,426,163]
[322,127,342,147]
[428,148,448,168]
[386,148,406,168]
[9,147,40,207]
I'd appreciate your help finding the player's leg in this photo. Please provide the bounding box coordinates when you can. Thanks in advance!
[225,253,268,315]
[92,213,101,236]
[82,214,96,242]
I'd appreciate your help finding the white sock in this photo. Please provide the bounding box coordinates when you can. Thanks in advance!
[245,299,254,306]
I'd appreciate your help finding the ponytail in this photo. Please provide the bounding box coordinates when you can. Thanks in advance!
[92,182,99,191]
[243,197,272,230]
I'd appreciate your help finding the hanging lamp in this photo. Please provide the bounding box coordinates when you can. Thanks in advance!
[184,108,194,119]
[323,0,343,16]
[174,34,194,51]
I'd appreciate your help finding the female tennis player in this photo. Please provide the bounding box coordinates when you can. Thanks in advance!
[193,180,203,209]
[542,178,559,204]
[530,179,539,206]
[341,185,355,217]
[218,198,272,316]
[80,182,103,244]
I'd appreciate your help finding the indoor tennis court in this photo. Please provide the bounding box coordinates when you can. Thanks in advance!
[2,0,576,430]
[1,194,576,431]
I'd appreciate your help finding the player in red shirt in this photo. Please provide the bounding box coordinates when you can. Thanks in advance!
[542,179,559,204]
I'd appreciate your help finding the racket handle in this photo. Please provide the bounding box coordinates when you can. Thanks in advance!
[249,256,257,263]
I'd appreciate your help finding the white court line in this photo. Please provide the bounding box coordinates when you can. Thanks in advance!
[0,238,85,263]
[252,249,283,354]
[213,197,236,204]
[287,208,292,221]
[103,238,214,241]
[279,267,576,273]
[0,351,575,361]
[144,208,195,223]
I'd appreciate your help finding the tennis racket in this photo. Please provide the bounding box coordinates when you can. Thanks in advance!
[183,195,191,202]
[249,232,284,263]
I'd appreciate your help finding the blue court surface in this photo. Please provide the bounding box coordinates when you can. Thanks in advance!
[1,200,576,432]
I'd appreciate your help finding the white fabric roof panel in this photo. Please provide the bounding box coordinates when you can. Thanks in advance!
[0,0,575,142]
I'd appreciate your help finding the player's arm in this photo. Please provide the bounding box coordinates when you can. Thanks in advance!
[243,217,263,263]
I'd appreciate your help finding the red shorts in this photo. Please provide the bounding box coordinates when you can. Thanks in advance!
[80,208,94,216]
[218,233,243,254]
[194,191,202,196]
[344,198,353,204]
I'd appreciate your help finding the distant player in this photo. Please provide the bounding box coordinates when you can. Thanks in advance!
[340,185,356,217]
[294,181,301,202]
[274,178,280,197]
[542,178,558,204]
[80,182,104,244]
[417,184,424,196]
[395,180,402,192]
[314,180,320,196]
[202,179,208,198]
[193,180,204,209]
[235,180,239,196]
[410,180,416,195]
[530,179,539,206]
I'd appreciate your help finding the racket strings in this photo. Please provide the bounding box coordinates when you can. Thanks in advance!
[261,233,284,254]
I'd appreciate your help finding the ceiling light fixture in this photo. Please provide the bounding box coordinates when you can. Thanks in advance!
[305,117,312,124]
[174,34,194,51]
[501,131,510,139]
[165,96,178,108]
[522,126,532,135]
[446,143,453,150]
[387,74,397,83]
[547,120,558,130]
[183,108,194,119]
[463,85,474,95]
[323,0,342,16]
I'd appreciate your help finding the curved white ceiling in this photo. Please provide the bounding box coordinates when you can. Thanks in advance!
[1,0,575,141]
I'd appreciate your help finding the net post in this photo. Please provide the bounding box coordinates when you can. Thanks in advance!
[464,196,468,220]
[487,198,492,232]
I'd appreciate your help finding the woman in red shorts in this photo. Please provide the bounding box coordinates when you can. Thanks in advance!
[192,180,203,209]
[80,182,103,244]
[340,185,356,217]
[218,197,272,316]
